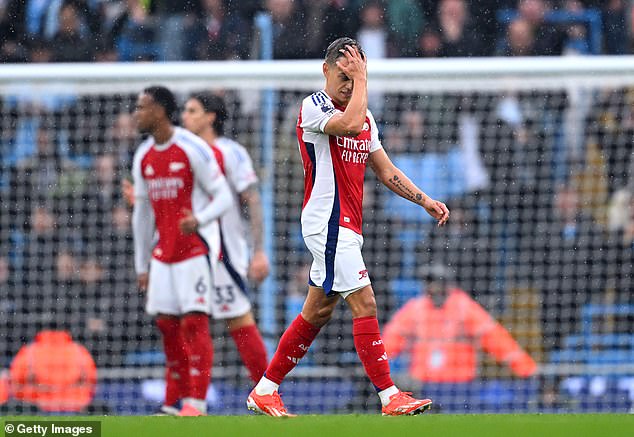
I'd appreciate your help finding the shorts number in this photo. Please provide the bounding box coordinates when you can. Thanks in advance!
[213,285,235,304]
[195,277,207,294]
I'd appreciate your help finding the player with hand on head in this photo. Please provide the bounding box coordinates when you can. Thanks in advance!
[180,91,269,384]
[247,37,449,417]
[131,86,232,416]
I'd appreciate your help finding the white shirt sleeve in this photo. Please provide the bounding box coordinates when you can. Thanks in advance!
[300,92,341,134]
[187,141,232,226]
[131,143,154,274]
[367,110,383,153]
[225,142,258,194]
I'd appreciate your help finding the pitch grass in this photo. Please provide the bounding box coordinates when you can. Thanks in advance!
[2,414,633,437]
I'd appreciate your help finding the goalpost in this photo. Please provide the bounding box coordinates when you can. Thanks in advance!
[1,56,634,414]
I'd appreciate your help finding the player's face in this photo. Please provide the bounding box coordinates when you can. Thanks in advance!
[133,93,160,133]
[181,98,212,136]
[323,57,353,106]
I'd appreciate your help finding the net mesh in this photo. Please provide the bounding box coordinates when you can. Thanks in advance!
[0,60,633,415]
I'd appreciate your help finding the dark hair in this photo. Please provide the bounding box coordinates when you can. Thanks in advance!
[143,85,178,122]
[324,37,365,65]
[190,92,226,136]
[419,263,455,283]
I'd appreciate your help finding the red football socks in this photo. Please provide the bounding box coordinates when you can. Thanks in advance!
[156,316,190,406]
[264,314,320,385]
[230,324,269,383]
[353,316,394,391]
[181,313,213,400]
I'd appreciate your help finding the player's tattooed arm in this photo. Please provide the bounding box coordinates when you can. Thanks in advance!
[369,149,449,226]
[387,174,424,205]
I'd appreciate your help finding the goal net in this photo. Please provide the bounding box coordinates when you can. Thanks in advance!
[1,57,633,414]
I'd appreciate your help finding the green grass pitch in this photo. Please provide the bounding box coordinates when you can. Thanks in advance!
[2,414,633,437]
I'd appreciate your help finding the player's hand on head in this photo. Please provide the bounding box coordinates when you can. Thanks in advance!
[137,273,149,292]
[424,199,450,227]
[178,209,199,235]
[247,250,270,284]
[336,45,367,81]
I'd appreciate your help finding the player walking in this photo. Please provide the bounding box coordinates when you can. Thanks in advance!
[247,38,449,417]
[180,92,269,383]
[132,86,232,416]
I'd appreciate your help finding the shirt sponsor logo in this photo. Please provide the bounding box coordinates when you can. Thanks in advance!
[169,162,186,172]
[336,136,371,164]
[147,177,185,200]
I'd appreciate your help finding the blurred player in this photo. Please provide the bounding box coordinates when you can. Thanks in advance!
[180,92,269,383]
[132,86,232,416]
[247,37,449,417]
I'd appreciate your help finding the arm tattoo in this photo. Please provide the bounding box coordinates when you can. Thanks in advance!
[387,174,424,205]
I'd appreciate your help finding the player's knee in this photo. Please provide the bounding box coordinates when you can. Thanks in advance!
[350,293,377,318]
[302,305,334,327]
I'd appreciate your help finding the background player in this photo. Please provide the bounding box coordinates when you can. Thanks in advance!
[247,38,449,417]
[132,86,232,416]
[180,92,269,383]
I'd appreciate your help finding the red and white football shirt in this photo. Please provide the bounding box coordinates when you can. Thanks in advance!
[132,127,225,270]
[297,90,382,237]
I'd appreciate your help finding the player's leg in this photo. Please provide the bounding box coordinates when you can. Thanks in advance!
[146,259,189,415]
[247,285,337,416]
[263,285,337,385]
[210,259,268,383]
[345,286,432,416]
[226,312,268,383]
[179,311,212,416]
[247,226,339,416]
[174,255,215,416]
[335,227,432,415]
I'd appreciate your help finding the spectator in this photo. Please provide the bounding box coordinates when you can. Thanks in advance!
[498,18,535,56]
[188,0,251,60]
[516,0,566,56]
[110,0,160,61]
[0,0,28,62]
[109,112,138,168]
[50,1,94,62]
[383,263,537,383]
[535,184,608,350]
[601,0,627,55]
[386,0,424,57]
[304,0,359,58]
[585,88,634,195]
[436,0,484,57]
[152,0,202,61]
[356,1,389,59]
[265,0,307,59]
[416,28,443,58]
[5,329,97,412]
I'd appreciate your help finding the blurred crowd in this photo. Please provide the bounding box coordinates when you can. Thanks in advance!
[0,0,631,63]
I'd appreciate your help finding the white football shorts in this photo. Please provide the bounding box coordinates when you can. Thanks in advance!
[304,225,371,299]
[146,255,213,316]
[209,258,252,319]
